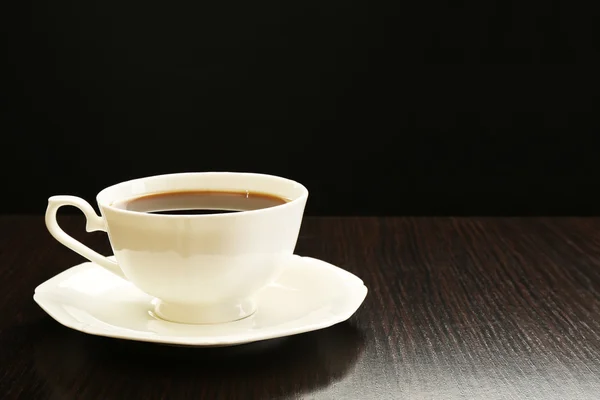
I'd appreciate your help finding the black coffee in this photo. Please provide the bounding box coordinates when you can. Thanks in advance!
[112,190,289,215]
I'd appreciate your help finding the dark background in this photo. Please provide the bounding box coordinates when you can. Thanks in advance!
[1,0,598,216]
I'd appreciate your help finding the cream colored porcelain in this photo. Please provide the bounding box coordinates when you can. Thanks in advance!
[33,255,368,347]
[45,172,308,324]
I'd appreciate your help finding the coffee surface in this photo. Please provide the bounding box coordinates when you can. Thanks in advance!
[112,190,289,215]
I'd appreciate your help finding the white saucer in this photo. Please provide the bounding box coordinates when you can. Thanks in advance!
[33,255,368,347]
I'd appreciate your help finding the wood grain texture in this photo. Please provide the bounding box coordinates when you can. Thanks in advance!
[1,216,600,399]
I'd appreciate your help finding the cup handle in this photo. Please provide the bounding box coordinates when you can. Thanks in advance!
[45,195,127,280]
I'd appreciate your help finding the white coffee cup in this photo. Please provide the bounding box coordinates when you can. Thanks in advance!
[45,172,309,324]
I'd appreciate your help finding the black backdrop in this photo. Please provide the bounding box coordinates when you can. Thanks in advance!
[1,0,598,215]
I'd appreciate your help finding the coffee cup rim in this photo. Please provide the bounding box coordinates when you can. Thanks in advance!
[96,172,309,218]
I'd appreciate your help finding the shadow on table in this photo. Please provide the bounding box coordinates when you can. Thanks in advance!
[32,320,365,399]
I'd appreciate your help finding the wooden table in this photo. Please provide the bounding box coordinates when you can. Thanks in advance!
[1,216,600,399]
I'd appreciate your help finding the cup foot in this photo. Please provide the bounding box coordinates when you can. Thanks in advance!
[153,298,257,325]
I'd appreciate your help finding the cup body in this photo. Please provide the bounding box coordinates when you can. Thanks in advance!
[94,172,308,323]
